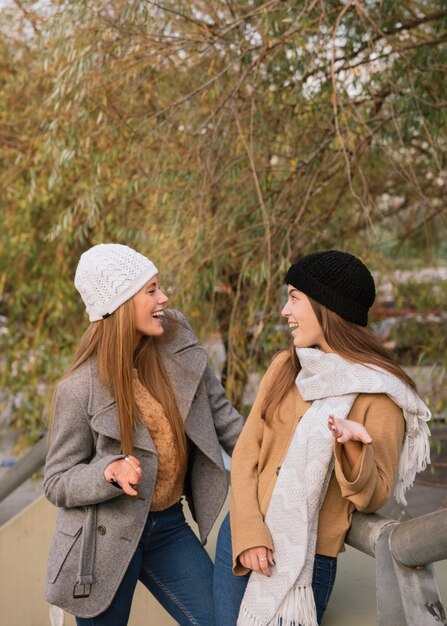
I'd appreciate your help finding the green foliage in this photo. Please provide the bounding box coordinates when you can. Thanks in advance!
[0,0,446,442]
[385,280,447,365]
[388,317,447,365]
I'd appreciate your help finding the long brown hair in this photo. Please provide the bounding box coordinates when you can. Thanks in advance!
[60,303,187,463]
[262,297,416,423]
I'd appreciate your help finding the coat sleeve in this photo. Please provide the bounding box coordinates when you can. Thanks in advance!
[173,309,244,456]
[201,363,244,456]
[333,393,405,512]
[229,358,285,575]
[44,379,126,509]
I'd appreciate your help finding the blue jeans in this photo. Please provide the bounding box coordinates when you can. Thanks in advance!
[214,513,337,626]
[76,501,215,626]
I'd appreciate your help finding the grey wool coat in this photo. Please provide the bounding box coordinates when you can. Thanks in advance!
[44,310,244,618]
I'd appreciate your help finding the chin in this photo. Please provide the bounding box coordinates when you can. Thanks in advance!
[293,339,312,349]
[139,325,165,337]
[151,326,165,336]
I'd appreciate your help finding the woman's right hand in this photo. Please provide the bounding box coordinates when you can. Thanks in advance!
[239,546,275,576]
[104,455,142,496]
[328,414,372,444]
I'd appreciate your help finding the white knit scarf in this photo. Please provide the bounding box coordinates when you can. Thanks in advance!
[237,347,431,626]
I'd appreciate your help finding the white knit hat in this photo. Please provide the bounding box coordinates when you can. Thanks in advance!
[74,243,158,322]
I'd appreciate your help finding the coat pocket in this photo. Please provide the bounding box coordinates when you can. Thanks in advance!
[47,512,83,584]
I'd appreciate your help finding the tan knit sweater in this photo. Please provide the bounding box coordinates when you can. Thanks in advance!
[132,371,186,511]
[230,351,405,574]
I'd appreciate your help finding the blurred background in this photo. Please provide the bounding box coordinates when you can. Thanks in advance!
[0,3,446,624]
[0,0,446,476]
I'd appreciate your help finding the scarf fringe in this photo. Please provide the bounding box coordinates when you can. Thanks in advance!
[238,349,432,625]
[237,585,318,626]
[395,419,431,505]
[237,604,264,626]
[274,584,318,626]
[296,348,432,508]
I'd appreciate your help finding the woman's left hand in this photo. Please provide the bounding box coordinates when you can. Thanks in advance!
[328,414,372,445]
[104,455,143,496]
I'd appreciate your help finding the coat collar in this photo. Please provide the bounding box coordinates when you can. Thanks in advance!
[87,311,208,424]
[156,312,208,422]
[277,378,311,426]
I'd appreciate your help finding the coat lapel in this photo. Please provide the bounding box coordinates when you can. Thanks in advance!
[87,360,156,453]
[278,384,311,427]
[158,341,208,423]
[90,403,156,453]
[87,311,208,448]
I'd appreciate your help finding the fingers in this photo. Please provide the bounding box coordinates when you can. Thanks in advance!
[104,456,143,496]
[239,547,273,576]
[328,415,373,444]
[121,481,139,497]
[124,454,142,472]
[123,456,143,494]
[336,433,350,444]
[328,414,342,439]
[357,431,373,445]
[256,553,270,576]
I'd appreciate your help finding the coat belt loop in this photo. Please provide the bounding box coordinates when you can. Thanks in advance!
[73,506,97,598]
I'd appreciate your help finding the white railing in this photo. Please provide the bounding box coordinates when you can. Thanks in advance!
[346,509,447,625]
[1,438,446,626]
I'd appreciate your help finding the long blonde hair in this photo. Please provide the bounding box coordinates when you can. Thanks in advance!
[61,303,187,463]
[262,297,416,423]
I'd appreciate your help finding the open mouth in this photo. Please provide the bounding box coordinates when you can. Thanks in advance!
[289,323,299,330]
[152,310,165,319]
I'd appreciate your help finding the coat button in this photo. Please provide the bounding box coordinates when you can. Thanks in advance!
[97,525,106,535]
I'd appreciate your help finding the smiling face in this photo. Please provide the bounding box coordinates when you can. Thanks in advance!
[132,275,169,340]
[281,286,332,352]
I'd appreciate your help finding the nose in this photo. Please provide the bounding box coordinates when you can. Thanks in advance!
[158,289,169,305]
[281,302,290,318]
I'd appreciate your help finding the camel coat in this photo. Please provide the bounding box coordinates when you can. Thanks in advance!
[230,351,405,574]
[44,310,244,617]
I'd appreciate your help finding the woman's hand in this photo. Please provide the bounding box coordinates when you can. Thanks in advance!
[104,455,143,496]
[328,414,372,445]
[239,546,275,577]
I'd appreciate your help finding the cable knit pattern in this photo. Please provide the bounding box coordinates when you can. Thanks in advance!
[74,243,157,321]
[132,371,185,511]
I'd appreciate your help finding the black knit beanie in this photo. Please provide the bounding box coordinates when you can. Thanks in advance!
[284,250,376,326]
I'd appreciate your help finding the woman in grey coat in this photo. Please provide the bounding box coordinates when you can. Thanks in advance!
[44,243,244,625]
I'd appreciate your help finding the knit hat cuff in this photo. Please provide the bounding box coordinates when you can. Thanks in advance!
[88,264,157,321]
[285,266,369,326]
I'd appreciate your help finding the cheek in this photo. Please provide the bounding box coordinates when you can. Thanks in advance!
[310,318,324,341]
[135,305,151,326]
[291,303,302,319]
